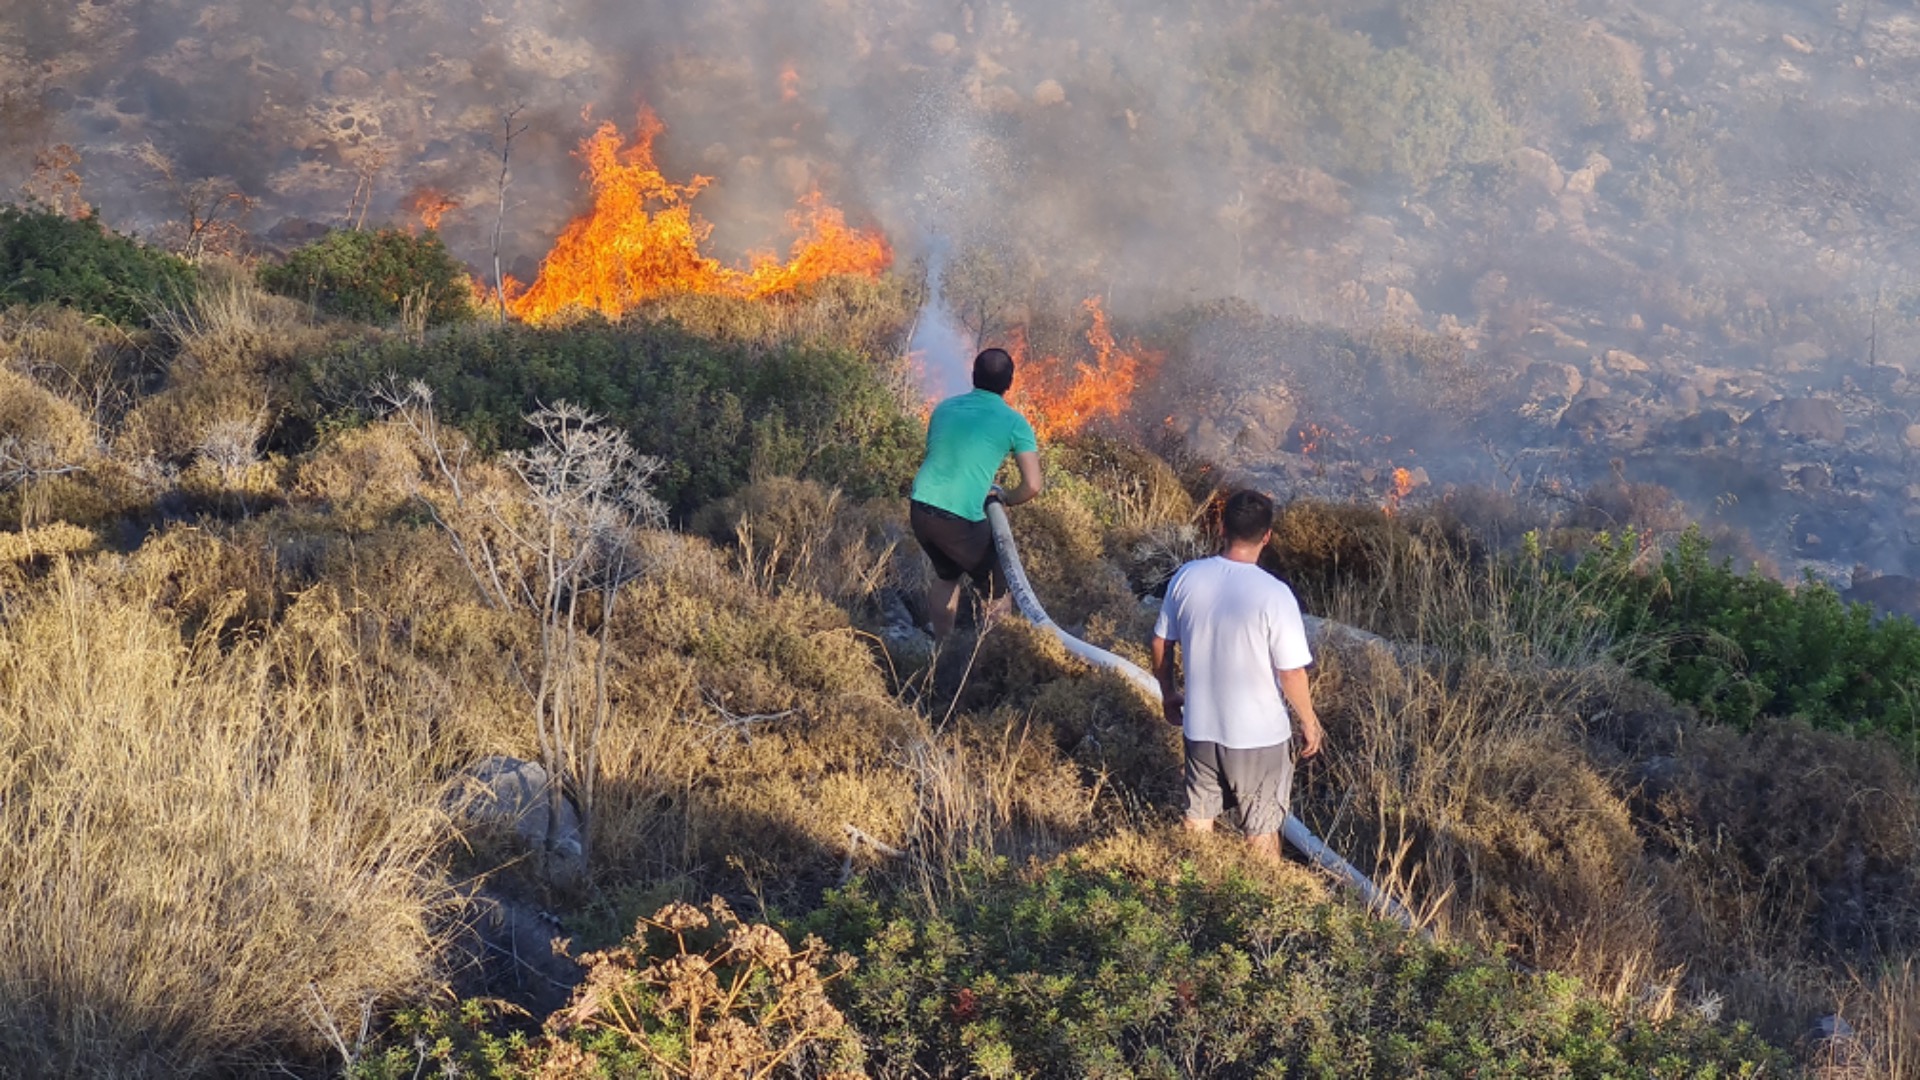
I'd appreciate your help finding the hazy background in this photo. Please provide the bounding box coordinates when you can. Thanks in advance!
[6,0,1920,575]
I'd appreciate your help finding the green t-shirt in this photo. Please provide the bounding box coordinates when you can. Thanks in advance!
[910,389,1039,522]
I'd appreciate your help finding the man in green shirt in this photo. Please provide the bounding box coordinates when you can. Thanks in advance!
[910,347,1045,639]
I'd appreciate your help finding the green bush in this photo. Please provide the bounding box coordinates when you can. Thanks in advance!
[1567,528,1920,744]
[808,856,1782,1078]
[0,204,197,324]
[302,318,922,515]
[258,228,476,326]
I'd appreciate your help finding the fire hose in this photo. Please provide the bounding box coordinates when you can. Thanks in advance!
[985,500,1420,932]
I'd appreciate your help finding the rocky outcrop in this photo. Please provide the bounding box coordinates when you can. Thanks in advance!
[1745,398,1847,444]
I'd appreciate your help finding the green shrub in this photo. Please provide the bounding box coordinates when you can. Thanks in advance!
[258,228,476,326]
[0,204,197,324]
[1566,528,1920,744]
[808,855,1781,1078]
[302,319,921,515]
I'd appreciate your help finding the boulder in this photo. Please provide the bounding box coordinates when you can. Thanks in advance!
[1175,386,1298,465]
[1603,349,1649,375]
[1790,463,1831,491]
[1524,361,1583,401]
[1509,147,1564,196]
[1661,408,1736,449]
[1845,574,1920,621]
[1558,397,1646,448]
[463,756,585,875]
[1745,397,1846,443]
[1904,423,1920,451]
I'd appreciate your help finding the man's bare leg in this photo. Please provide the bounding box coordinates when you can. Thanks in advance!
[1247,833,1282,862]
[929,577,962,640]
[1184,817,1215,834]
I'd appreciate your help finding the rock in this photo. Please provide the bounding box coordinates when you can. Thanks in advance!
[1603,349,1649,375]
[1558,397,1646,448]
[1771,341,1828,370]
[1032,79,1066,106]
[463,756,585,877]
[1745,397,1846,443]
[324,66,373,94]
[1176,386,1298,465]
[1845,574,1920,621]
[1522,362,1582,403]
[928,32,958,54]
[267,216,331,244]
[1662,409,1736,449]
[451,888,583,1013]
[1904,423,1920,451]
[1562,152,1613,196]
[1509,147,1564,196]
[1782,33,1814,55]
[1791,463,1831,491]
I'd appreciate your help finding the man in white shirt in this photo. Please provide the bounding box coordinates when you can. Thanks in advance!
[1150,489,1323,861]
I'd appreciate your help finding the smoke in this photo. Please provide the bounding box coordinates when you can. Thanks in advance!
[908,236,978,401]
[8,0,1920,576]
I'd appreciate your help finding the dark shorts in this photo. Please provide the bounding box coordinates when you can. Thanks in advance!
[1185,739,1294,837]
[910,500,1004,593]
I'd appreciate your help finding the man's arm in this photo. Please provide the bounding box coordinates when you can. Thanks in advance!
[1150,635,1184,728]
[997,450,1044,506]
[1277,666,1322,758]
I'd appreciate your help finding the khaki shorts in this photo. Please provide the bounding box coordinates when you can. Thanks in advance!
[1184,738,1294,837]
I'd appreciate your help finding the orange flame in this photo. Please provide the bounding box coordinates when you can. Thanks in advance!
[508,111,890,323]
[780,63,802,102]
[406,188,459,231]
[1007,297,1159,441]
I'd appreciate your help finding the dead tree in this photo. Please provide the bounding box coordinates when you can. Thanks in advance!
[491,103,530,323]
[386,384,667,876]
[134,142,254,261]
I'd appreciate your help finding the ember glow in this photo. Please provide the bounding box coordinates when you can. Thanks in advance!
[1008,298,1159,441]
[506,112,891,323]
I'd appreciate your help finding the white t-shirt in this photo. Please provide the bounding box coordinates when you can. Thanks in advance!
[1152,556,1313,749]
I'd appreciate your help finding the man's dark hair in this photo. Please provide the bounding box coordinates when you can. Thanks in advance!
[1221,489,1275,545]
[972,347,1015,395]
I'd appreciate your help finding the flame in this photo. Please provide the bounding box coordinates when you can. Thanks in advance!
[508,111,890,323]
[406,187,459,231]
[780,63,802,102]
[1007,297,1159,441]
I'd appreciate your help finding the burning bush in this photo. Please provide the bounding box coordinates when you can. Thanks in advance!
[258,228,477,327]
[503,114,890,324]
[0,204,197,325]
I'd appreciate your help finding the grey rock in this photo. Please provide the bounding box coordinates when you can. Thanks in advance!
[464,756,586,871]
[1845,574,1920,621]
[1746,398,1846,444]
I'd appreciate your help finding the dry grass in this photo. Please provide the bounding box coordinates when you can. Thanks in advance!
[1820,960,1920,1080]
[0,559,458,1074]
[123,269,348,464]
